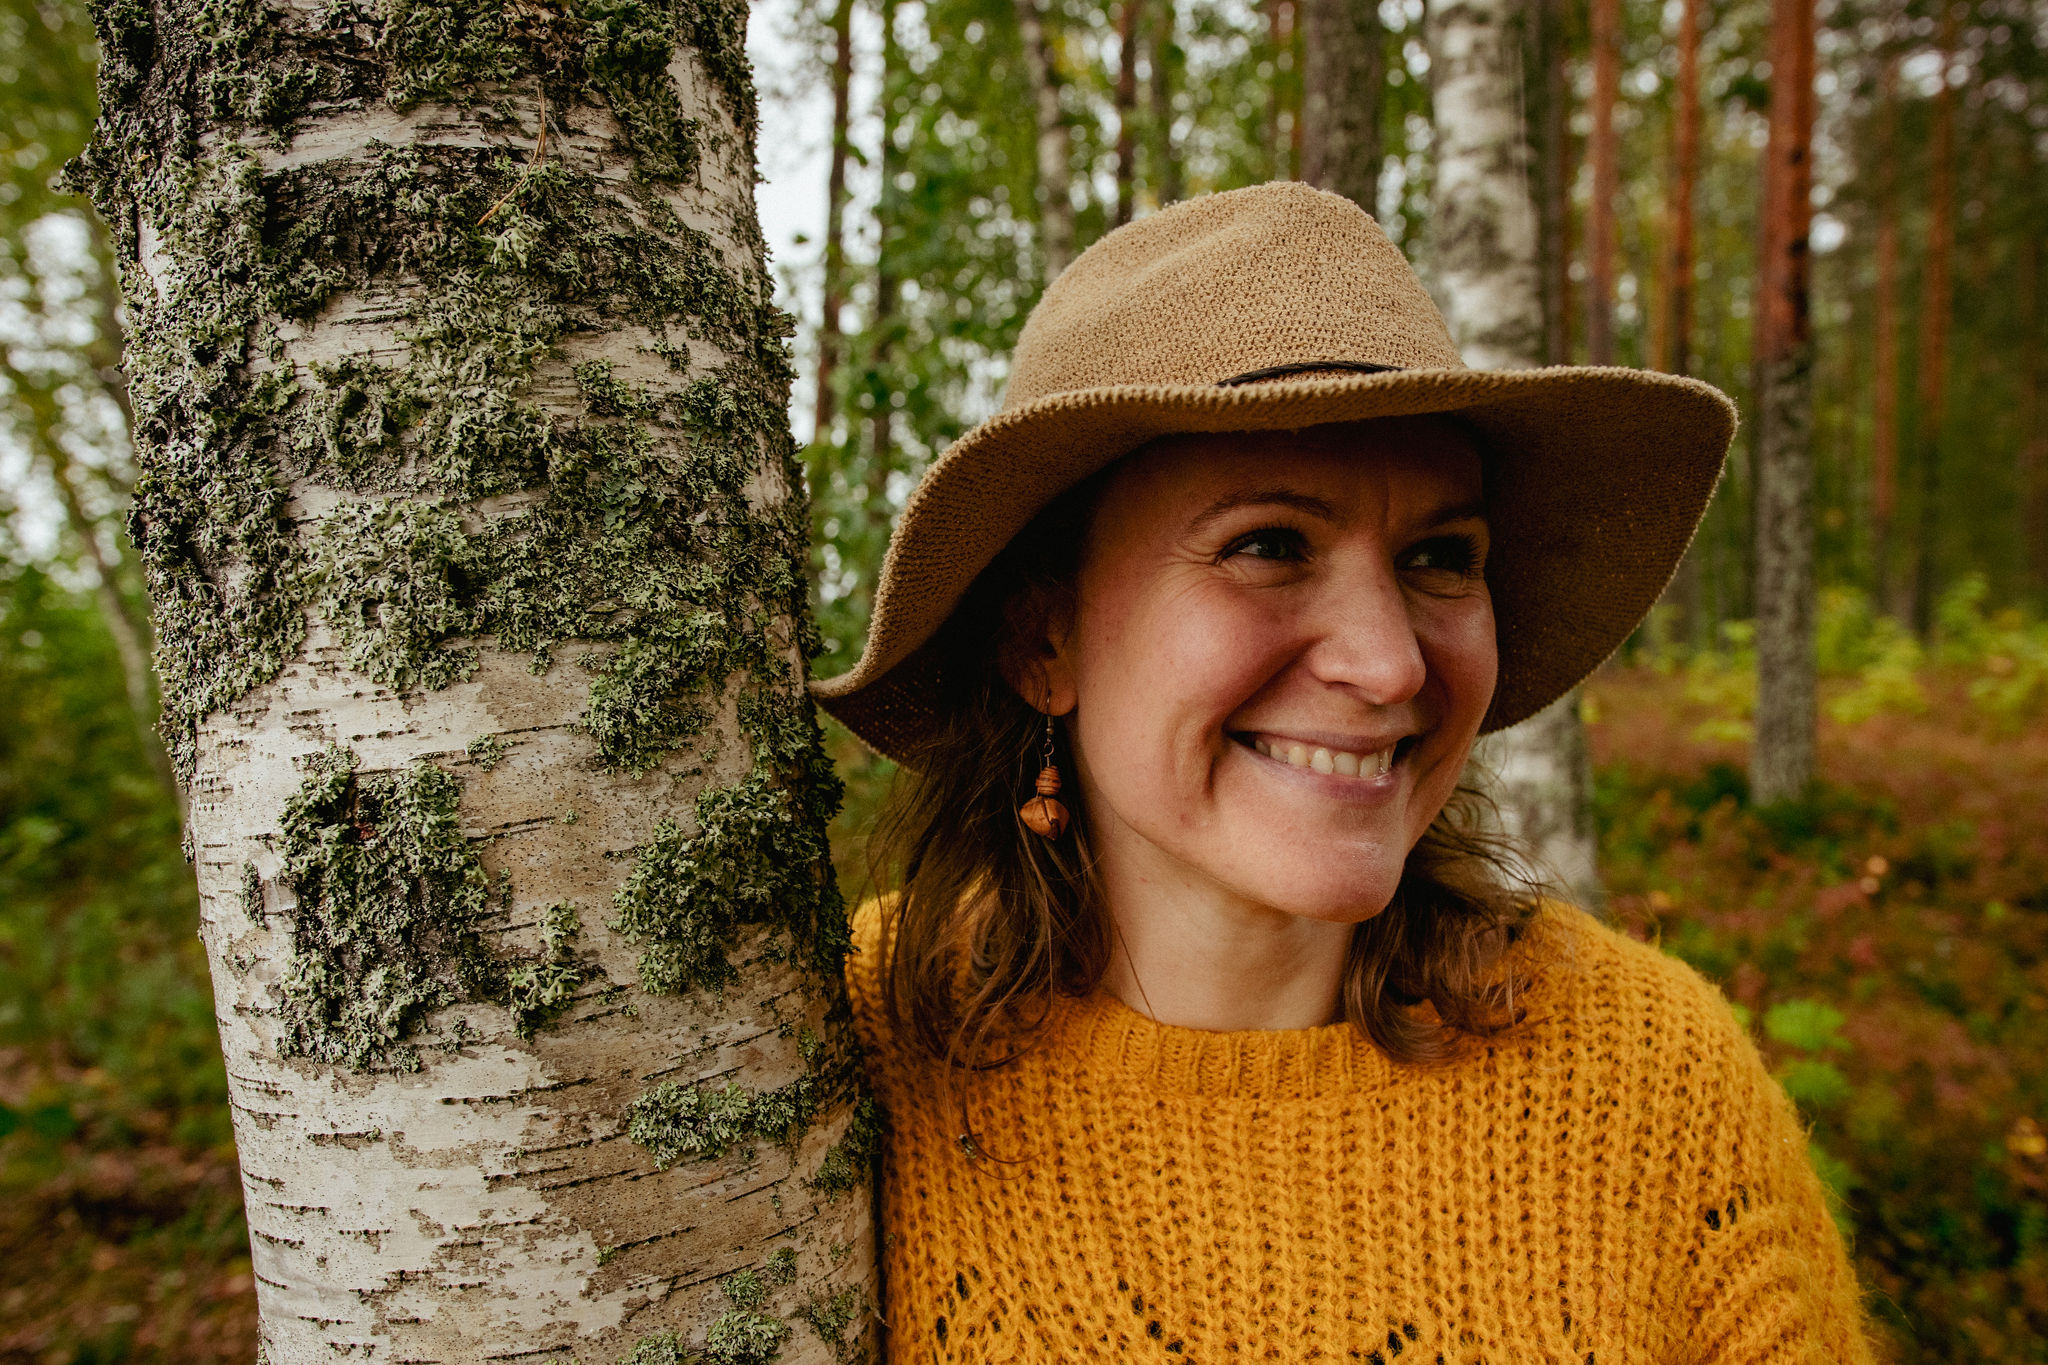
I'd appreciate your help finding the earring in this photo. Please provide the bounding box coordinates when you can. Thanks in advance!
[1019,710,1070,839]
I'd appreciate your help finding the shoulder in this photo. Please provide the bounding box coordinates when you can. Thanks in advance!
[843,893,902,1059]
[1512,901,1785,1123]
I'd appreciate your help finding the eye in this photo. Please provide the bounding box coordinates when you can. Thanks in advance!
[1399,533,1484,578]
[1219,526,1308,563]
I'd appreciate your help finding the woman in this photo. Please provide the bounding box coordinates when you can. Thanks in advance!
[812,183,1876,1363]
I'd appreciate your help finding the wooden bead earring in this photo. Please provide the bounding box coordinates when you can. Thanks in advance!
[1019,709,1070,839]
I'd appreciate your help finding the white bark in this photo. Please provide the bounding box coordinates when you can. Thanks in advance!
[89,8,875,1361]
[1428,0,1604,910]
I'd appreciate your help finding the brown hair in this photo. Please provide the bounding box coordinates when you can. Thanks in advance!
[867,467,1541,1085]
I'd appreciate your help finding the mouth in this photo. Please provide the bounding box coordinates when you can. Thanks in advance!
[1232,731,1417,779]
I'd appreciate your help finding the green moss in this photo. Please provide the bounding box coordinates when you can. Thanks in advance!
[274,750,602,1066]
[309,500,480,692]
[703,1309,787,1365]
[611,765,840,995]
[504,902,596,1038]
[466,733,509,770]
[806,1095,880,1197]
[797,1287,867,1358]
[624,1075,814,1169]
[274,746,498,1072]
[618,1334,699,1365]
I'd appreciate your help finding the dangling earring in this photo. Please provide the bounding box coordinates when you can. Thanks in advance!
[1019,710,1070,839]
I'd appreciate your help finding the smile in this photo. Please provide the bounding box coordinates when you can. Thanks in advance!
[1240,734,1401,778]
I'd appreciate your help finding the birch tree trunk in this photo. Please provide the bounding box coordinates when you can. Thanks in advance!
[1014,0,1076,277]
[1428,0,1603,909]
[1749,0,1818,805]
[76,1,876,1359]
[1300,0,1385,211]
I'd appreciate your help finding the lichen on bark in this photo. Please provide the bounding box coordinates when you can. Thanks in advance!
[274,746,499,1072]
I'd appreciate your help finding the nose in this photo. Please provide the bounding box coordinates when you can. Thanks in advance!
[1299,558,1428,706]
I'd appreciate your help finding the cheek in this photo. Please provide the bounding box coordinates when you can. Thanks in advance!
[1073,583,1286,761]
[1417,594,1499,728]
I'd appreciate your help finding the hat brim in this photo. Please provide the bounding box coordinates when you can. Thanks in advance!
[810,365,1735,766]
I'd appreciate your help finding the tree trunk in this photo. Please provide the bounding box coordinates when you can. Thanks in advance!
[1015,0,1076,277]
[1300,0,1386,210]
[77,2,876,1359]
[1429,0,1603,910]
[1532,0,1572,365]
[1748,0,1818,806]
[1870,55,1901,611]
[2024,203,2048,596]
[1585,0,1620,365]
[1912,0,1959,636]
[816,0,857,440]
[871,0,904,491]
[1115,0,1144,227]
[1151,0,1184,206]
[1659,0,1700,379]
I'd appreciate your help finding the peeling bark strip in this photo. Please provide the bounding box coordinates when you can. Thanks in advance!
[75,1,874,1359]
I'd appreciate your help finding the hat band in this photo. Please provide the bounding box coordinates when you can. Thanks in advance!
[1217,360,1405,387]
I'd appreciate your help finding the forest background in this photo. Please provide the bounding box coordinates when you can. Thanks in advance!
[1,0,2046,1358]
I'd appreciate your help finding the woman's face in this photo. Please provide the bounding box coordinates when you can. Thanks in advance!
[1036,418,1497,925]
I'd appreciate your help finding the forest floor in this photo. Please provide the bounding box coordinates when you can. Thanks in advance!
[3,663,2043,1363]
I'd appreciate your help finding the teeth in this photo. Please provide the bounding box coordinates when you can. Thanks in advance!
[1251,736,1396,777]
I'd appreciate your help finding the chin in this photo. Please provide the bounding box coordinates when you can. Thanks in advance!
[1246,867,1408,926]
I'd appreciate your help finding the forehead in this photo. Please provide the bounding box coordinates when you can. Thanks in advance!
[1099,417,1486,522]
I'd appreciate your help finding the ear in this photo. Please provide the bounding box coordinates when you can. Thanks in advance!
[996,582,1079,716]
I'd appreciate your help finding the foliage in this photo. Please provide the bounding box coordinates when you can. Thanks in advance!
[1593,666,2048,1363]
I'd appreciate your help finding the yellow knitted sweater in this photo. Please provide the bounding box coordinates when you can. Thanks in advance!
[845,899,1879,1364]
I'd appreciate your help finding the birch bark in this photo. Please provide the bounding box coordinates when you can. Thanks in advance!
[76,1,875,1359]
[1014,0,1076,277]
[1428,0,1603,909]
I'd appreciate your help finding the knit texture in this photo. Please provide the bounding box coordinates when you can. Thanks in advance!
[846,898,1880,1364]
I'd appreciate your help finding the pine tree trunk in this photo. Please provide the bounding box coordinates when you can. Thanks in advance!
[1870,55,1901,611]
[1429,0,1603,910]
[1151,0,1184,206]
[1749,0,1818,806]
[1912,0,1959,636]
[816,0,857,439]
[1532,0,1572,366]
[1652,0,1702,646]
[1015,0,1075,277]
[1115,0,1144,227]
[77,2,876,1359]
[1300,0,1386,210]
[1585,0,1621,364]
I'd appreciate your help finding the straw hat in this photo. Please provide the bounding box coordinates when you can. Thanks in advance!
[811,181,1734,764]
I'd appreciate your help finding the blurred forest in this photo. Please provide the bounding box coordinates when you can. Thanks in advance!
[2,0,2046,1359]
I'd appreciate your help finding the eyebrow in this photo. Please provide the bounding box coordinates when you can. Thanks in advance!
[1186,490,1488,535]
[1186,489,1339,535]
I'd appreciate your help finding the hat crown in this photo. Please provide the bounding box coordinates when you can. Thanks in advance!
[1003,182,1466,410]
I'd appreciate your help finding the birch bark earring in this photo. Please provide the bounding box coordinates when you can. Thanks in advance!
[1019,710,1070,839]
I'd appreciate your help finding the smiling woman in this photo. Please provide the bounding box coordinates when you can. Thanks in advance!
[811,183,1879,1362]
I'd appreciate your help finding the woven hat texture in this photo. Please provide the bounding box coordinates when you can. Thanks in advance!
[811,181,1736,764]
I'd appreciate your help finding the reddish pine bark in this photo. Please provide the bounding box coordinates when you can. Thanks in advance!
[1913,0,1959,634]
[1871,55,1901,607]
[814,0,855,439]
[1658,0,1701,377]
[1749,0,1818,804]
[1585,0,1621,364]
[1116,0,1143,226]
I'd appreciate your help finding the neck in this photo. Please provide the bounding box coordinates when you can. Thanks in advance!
[1094,832,1356,1032]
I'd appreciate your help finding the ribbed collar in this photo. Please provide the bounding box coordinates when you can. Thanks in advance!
[1046,984,1407,1102]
